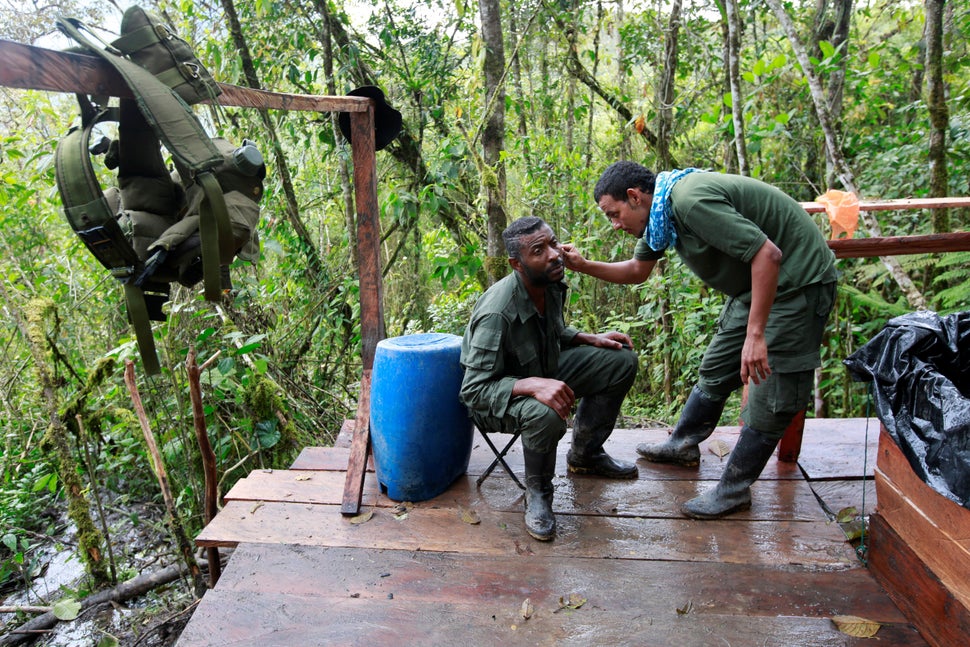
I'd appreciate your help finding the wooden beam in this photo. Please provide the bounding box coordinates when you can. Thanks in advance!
[802,196,970,212]
[0,39,366,113]
[828,231,970,258]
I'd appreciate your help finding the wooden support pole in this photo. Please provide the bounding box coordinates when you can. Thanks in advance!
[341,102,385,515]
[186,349,222,587]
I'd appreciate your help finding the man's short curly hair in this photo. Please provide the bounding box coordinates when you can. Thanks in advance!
[502,216,547,261]
[594,161,657,203]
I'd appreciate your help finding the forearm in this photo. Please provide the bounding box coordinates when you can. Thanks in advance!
[572,257,655,284]
[747,241,782,336]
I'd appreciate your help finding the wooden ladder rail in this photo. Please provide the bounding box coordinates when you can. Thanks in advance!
[0,38,384,515]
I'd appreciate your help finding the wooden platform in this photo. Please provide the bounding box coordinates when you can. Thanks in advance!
[177,417,925,646]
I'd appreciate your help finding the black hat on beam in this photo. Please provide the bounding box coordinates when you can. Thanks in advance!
[338,86,403,151]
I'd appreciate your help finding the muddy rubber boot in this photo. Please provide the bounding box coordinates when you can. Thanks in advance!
[636,386,727,467]
[681,426,779,519]
[567,394,638,479]
[523,448,557,541]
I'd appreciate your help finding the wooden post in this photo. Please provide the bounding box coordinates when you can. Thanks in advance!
[739,385,805,463]
[341,101,385,515]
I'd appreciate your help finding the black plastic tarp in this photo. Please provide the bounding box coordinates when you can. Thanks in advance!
[843,310,970,510]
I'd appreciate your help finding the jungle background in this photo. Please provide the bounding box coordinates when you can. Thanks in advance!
[1,0,968,643]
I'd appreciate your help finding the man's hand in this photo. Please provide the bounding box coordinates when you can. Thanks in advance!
[561,243,586,271]
[574,331,635,351]
[741,331,770,385]
[513,376,575,420]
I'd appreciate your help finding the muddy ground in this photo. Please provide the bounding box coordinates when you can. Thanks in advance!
[1,502,203,647]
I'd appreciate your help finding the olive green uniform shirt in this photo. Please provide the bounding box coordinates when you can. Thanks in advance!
[634,173,837,300]
[459,272,579,421]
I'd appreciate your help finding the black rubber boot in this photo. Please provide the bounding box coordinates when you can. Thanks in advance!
[636,386,727,467]
[523,448,557,541]
[681,426,779,519]
[567,394,638,479]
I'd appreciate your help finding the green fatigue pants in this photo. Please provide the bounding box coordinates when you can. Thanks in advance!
[470,345,638,454]
[697,281,836,438]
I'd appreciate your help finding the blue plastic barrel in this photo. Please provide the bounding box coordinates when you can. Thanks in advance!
[369,333,473,502]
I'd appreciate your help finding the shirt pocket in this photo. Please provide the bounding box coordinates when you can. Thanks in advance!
[513,343,540,374]
[466,327,502,371]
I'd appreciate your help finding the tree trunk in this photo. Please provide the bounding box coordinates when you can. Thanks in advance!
[317,1,358,268]
[724,0,749,175]
[479,0,508,285]
[925,0,950,232]
[616,0,632,160]
[765,0,927,310]
[219,0,325,280]
[656,0,682,170]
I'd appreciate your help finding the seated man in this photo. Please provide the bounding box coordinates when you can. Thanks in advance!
[459,216,640,541]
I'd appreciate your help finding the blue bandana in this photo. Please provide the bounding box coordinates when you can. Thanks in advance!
[646,168,706,251]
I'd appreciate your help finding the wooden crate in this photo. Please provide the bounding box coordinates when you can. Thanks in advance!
[869,425,970,647]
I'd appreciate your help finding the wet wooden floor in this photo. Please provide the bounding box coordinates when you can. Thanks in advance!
[177,417,926,646]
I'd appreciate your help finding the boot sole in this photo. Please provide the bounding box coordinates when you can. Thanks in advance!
[526,528,555,541]
[566,463,639,479]
[681,500,752,520]
[635,453,700,468]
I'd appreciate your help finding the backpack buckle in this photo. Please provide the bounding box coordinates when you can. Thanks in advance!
[181,61,201,79]
[154,24,175,40]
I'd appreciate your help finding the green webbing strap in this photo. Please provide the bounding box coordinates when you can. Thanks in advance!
[123,283,161,376]
[196,171,232,301]
[56,17,222,173]
[55,109,140,272]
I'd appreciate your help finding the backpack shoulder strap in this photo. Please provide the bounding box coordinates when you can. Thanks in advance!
[56,16,222,173]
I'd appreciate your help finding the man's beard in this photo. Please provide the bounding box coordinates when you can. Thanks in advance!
[522,260,564,286]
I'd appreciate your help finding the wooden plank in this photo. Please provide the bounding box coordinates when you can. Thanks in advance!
[293,426,806,480]
[810,479,877,518]
[178,587,924,647]
[829,231,970,258]
[340,369,373,515]
[466,426,805,481]
[876,427,970,540]
[196,500,858,567]
[874,469,970,609]
[223,468,827,521]
[797,417,879,480]
[291,446,374,471]
[0,39,366,113]
[868,513,970,647]
[214,543,909,622]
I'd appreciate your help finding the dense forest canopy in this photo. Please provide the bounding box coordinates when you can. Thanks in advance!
[0,0,968,610]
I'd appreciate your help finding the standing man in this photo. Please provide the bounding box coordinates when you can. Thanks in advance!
[562,161,837,519]
[460,216,639,541]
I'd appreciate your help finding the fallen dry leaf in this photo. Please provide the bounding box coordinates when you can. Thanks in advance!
[708,439,731,459]
[294,475,312,481]
[555,593,586,613]
[831,615,880,638]
[349,510,374,525]
[676,600,693,615]
[836,506,859,524]
[520,598,534,619]
[460,507,481,525]
[249,501,264,514]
